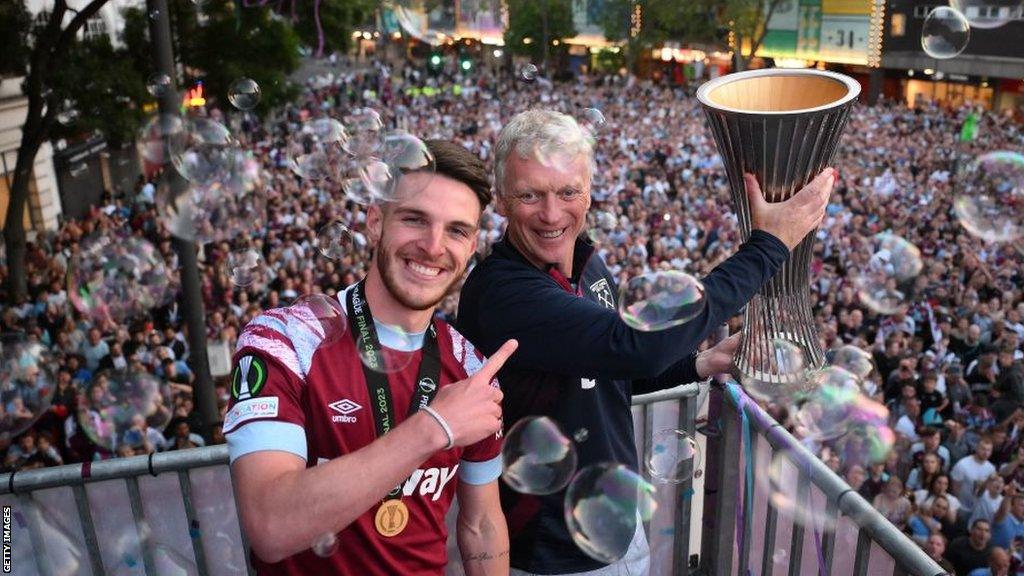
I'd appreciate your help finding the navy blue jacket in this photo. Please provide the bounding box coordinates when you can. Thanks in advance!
[456,230,789,574]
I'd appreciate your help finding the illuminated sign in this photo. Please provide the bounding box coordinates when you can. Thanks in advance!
[756,0,884,66]
[182,83,206,108]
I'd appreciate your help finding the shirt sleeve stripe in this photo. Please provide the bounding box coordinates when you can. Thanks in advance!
[226,421,308,464]
[458,454,502,485]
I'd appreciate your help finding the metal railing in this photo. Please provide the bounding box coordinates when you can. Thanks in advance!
[1,382,944,575]
[700,382,950,576]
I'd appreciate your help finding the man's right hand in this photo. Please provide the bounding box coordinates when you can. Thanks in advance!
[429,339,518,448]
[745,168,836,250]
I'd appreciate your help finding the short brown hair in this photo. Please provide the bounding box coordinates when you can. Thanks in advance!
[423,140,492,209]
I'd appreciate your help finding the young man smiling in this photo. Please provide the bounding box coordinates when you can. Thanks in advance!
[226,140,516,575]
[458,109,835,575]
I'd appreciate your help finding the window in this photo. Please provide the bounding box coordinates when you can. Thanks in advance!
[891,13,906,37]
[83,16,107,41]
[913,5,936,18]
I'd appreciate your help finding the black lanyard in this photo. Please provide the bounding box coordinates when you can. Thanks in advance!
[346,281,442,439]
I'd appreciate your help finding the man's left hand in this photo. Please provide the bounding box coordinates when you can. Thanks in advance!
[696,333,740,379]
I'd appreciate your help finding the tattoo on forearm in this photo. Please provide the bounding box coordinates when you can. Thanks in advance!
[465,549,510,562]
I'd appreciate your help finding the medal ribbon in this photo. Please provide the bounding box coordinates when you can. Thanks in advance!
[346,281,442,501]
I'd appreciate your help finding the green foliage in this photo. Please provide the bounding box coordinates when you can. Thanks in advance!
[599,0,717,46]
[184,0,301,113]
[0,0,32,77]
[290,0,376,56]
[504,0,577,61]
[47,37,148,147]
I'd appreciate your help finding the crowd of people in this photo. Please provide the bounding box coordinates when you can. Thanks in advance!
[2,56,1023,573]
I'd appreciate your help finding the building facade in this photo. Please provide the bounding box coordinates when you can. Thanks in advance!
[881,0,1024,111]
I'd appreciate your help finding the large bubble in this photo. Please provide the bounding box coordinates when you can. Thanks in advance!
[502,416,578,495]
[287,118,349,181]
[757,450,834,531]
[288,294,348,348]
[317,221,356,261]
[853,233,923,315]
[78,371,174,452]
[740,337,813,404]
[0,334,57,437]
[69,234,176,325]
[954,151,1024,243]
[587,211,618,244]
[137,114,185,166]
[921,7,971,59]
[168,117,240,185]
[645,429,701,484]
[227,77,261,111]
[519,63,539,83]
[794,375,895,467]
[950,0,1021,29]
[146,73,172,97]
[225,247,267,287]
[618,271,706,331]
[829,345,876,380]
[342,108,385,157]
[564,463,657,563]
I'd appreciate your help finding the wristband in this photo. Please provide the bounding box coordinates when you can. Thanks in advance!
[421,406,455,450]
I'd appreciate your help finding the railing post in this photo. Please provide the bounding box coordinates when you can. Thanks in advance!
[700,384,741,575]
[672,393,695,575]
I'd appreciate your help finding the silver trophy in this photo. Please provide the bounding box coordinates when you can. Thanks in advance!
[697,69,860,389]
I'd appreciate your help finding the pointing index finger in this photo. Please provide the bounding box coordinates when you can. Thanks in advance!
[475,339,518,384]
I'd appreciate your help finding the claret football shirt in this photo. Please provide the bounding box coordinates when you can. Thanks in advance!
[225,286,503,575]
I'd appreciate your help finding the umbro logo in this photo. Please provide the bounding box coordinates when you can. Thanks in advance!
[329,398,362,423]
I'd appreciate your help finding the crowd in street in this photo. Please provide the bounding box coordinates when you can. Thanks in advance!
[2,57,1024,573]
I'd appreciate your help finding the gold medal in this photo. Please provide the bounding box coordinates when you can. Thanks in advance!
[374,500,409,537]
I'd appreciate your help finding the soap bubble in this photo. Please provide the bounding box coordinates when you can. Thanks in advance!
[587,211,618,244]
[312,532,338,557]
[138,114,185,166]
[954,151,1024,243]
[618,271,705,331]
[853,233,923,315]
[0,334,57,437]
[70,233,176,325]
[226,248,266,287]
[168,118,239,186]
[645,429,701,484]
[289,294,347,347]
[950,0,1020,29]
[795,377,868,440]
[317,221,355,261]
[355,327,415,375]
[740,337,812,405]
[342,108,385,157]
[378,131,436,199]
[564,463,657,563]
[580,108,606,142]
[287,118,348,181]
[502,416,578,495]
[227,77,261,111]
[147,73,172,97]
[78,371,173,452]
[391,1,452,46]
[519,63,538,83]
[758,450,832,530]
[921,7,971,59]
[829,345,876,380]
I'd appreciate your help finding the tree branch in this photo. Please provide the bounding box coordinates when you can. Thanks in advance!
[745,0,784,64]
[54,0,112,57]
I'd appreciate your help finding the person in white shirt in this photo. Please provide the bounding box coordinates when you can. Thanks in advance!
[970,474,1007,528]
[953,438,998,515]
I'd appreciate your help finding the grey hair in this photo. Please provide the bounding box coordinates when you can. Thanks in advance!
[493,109,594,195]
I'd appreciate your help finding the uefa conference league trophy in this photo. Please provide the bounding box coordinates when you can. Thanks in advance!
[696,69,860,389]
